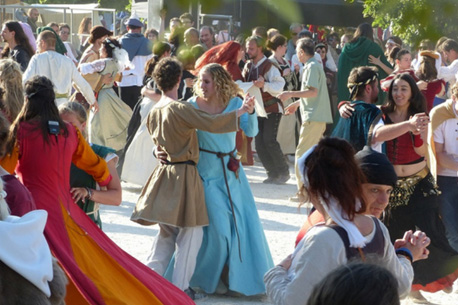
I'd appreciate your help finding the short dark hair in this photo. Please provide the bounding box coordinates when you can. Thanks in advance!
[59,23,70,31]
[307,262,400,305]
[296,38,315,56]
[443,39,458,52]
[153,57,183,92]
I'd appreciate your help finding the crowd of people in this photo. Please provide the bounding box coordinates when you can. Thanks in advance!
[0,6,457,305]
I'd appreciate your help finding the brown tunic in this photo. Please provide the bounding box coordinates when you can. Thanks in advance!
[131,99,239,227]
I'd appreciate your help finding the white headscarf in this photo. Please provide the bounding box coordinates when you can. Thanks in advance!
[298,145,367,248]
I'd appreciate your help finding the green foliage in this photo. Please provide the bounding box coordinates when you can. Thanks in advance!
[353,0,458,46]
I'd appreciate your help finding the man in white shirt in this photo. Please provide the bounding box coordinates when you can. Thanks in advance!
[23,30,98,111]
[431,83,458,252]
[118,14,153,110]
[438,39,458,90]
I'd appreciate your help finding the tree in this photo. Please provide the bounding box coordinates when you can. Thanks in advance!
[354,0,458,46]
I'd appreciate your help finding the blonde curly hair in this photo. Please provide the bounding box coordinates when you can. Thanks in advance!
[194,63,243,106]
[0,59,24,121]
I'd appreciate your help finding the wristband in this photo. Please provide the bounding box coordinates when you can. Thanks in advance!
[85,187,93,201]
[396,247,413,263]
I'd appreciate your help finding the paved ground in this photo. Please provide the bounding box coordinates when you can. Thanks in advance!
[101,161,457,304]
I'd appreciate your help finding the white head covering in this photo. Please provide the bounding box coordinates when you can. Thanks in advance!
[0,210,53,296]
[298,145,367,248]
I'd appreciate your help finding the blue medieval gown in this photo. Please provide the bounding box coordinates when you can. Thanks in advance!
[187,96,273,295]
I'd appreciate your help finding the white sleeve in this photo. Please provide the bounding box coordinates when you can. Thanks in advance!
[438,60,458,82]
[264,226,347,305]
[378,219,414,298]
[370,118,384,152]
[79,59,107,75]
[433,122,446,144]
[71,65,96,105]
[263,66,286,96]
[325,49,337,72]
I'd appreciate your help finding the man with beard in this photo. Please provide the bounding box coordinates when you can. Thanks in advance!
[26,8,39,36]
[242,35,287,184]
[331,66,384,152]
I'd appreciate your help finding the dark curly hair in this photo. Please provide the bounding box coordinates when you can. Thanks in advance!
[303,137,367,220]
[153,57,183,92]
[102,37,122,58]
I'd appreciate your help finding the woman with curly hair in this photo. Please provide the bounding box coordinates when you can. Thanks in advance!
[0,59,24,122]
[131,58,255,300]
[168,63,273,296]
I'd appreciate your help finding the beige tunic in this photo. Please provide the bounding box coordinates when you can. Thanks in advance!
[131,99,239,228]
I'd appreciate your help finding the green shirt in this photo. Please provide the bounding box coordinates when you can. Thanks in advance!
[299,57,333,123]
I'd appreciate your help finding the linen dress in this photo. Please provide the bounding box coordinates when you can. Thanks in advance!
[81,58,133,151]
[14,121,193,305]
[187,97,273,295]
[121,96,158,186]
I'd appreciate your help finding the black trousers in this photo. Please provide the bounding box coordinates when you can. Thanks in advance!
[255,113,289,178]
[119,86,142,110]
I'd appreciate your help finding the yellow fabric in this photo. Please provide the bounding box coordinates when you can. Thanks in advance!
[61,203,164,305]
[427,99,455,180]
[295,121,326,190]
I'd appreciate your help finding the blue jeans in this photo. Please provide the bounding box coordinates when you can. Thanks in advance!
[438,175,458,252]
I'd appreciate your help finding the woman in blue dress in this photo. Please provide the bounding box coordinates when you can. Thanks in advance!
[188,63,273,295]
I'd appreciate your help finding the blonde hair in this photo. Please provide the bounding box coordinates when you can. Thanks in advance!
[58,102,88,137]
[451,83,458,99]
[194,63,242,106]
[0,59,24,121]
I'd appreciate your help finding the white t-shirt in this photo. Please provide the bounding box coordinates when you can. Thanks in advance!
[433,105,458,177]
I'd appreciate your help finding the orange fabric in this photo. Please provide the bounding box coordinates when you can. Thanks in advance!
[412,268,458,292]
[0,145,19,174]
[65,276,92,305]
[72,127,111,186]
[61,203,164,305]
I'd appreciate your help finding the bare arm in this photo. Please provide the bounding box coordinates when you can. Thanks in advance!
[435,142,458,171]
[277,87,318,101]
[368,55,394,75]
[71,157,122,206]
[372,113,428,143]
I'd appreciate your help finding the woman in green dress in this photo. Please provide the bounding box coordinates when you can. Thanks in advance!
[59,101,122,228]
